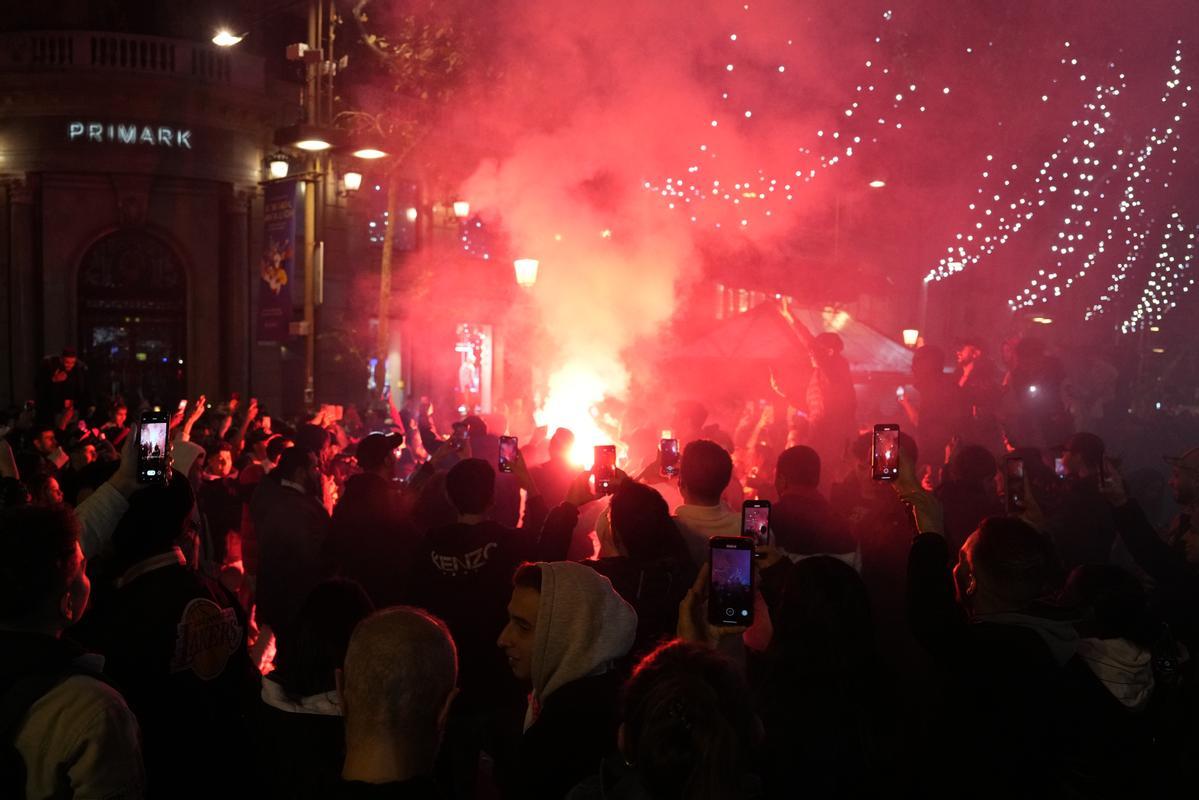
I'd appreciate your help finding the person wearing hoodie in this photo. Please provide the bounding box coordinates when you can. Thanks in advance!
[897,464,1099,797]
[498,560,638,800]
[672,440,740,567]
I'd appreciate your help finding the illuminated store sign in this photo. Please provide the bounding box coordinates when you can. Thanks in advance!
[68,122,192,149]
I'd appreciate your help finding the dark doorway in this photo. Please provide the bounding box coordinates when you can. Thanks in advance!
[78,230,187,407]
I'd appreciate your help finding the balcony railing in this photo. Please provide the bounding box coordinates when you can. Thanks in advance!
[0,30,265,92]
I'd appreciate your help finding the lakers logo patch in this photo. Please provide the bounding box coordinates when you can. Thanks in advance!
[170,598,243,680]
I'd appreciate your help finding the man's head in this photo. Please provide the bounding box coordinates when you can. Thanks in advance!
[112,471,196,567]
[948,444,998,486]
[462,415,488,438]
[1061,432,1105,478]
[355,431,403,475]
[60,347,77,372]
[1166,446,1199,508]
[340,608,458,759]
[246,429,275,461]
[206,441,234,478]
[266,435,294,466]
[911,345,946,383]
[775,446,821,494]
[69,441,97,471]
[444,458,495,516]
[813,332,844,359]
[671,401,708,440]
[29,475,64,508]
[32,425,57,456]
[276,447,321,496]
[498,563,541,681]
[110,405,127,427]
[679,440,733,507]
[956,340,983,366]
[954,517,1058,615]
[548,428,576,462]
[0,505,90,633]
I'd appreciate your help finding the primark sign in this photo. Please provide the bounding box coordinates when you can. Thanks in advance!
[68,121,193,149]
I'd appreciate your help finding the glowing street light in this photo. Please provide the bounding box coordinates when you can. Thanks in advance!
[868,179,887,189]
[267,151,290,180]
[342,171,363,192]
[513,258,539,288]
[351,148,387,160]
[212,29,245,47]
[901,328,919,348]
[405,207,418,222]
[453,200,471,218]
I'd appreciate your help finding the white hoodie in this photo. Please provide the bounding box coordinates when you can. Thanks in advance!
[1077,637,1155,711]
[525,561,637,731]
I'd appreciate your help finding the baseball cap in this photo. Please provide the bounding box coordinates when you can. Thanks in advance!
[1062,432,1106,465]
[355,431,403,471]
[1165,446,1199,473]
[246,428,276,446]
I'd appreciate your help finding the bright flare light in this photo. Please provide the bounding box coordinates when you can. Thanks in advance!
[536,365,612,467]
[453,200,471,218]
[212,30,244,47]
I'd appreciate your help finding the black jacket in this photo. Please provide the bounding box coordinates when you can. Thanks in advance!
[327,472,421,607]
[520,670,623,800]
[252,475,331,635]
[586,555,695,659]
[409,496,565,710]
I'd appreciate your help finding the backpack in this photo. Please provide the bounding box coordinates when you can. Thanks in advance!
[0,647,104,800]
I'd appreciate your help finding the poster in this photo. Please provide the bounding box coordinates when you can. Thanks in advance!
[257,179,299,343]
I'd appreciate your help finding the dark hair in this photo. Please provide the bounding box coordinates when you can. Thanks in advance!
[972,517,1061,608]
[276,447,317,484]
[770,556,876,676]
[0,505,81,622]
[513,562,542,591]
[679,440,732,504]
[112,471,195,566]
[445,458,495,515]
[462,415,488,437]
[776,446,820,488]
[1061,565,1151,646]
[210,440,234,455]
[949,444,997,485]
[610,481,690,564]
[621,641,755,800]
[673,401,708,433]
[26,473,60,506]
[273,578,375,701]
[266,436,293,461]
[912,345,946,376]
[0,477,31,509]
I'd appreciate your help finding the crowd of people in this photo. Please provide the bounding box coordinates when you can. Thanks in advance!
[1,331,1198,800]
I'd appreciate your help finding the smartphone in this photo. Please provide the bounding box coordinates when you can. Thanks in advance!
[871,423,900,481]
[382,383,391,402]
[177,399,187,413]
[1005,457,1026,513]
[660,437,680,478]
[594,444,617,495]
[498,435,518,473]
[741,499,771,547]
[1054,456,1067,479]
[137,411,170,485]
[708,537,755,626]
[451,422,469,450]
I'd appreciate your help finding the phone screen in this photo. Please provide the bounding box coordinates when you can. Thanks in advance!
[451,422,469,450]
[137,412,170,484]
[1005,457,1026,513]
[871,424,900,481]
[708,538,755,626]
[498,436,518,473]
[1054,456,1066,479]
[660,438,680,478]
[594,445,617,494]
[741,500,771,546]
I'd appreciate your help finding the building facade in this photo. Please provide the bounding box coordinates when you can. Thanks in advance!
[0,29,286,409]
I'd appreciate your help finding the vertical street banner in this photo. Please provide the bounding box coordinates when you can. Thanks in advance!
[257,179,299,343]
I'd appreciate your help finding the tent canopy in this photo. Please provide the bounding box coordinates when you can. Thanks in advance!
[675,302,913,375]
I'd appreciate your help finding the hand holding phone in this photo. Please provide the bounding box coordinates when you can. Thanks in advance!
[1005,457,1026,514]
[708,537,755,626]
[741,499,771,547]
[137,410,170,485]
[659,437,680,478]
[593,445,617,495]
[498,436,518,474]
[871,424,901,481]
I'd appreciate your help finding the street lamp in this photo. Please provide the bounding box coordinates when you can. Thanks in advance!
[267,151,291,180]
[902,328,919,348]
[342,171,363,193]
[212,29,245,47]
[453,200,471,218]
[275,123,341,152]
[352,147,387,160]
[868,179,887,189]
[513,258,539,288]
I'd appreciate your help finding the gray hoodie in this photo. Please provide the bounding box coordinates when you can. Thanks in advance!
[526,561,637,730]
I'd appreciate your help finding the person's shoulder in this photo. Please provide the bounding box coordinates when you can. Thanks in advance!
[34,672,135,728]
